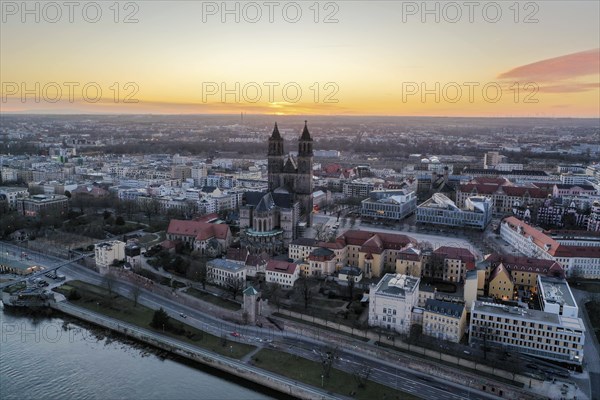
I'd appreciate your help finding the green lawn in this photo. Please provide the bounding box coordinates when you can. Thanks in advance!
[56,280,254,359]
[185,287,241,311]
[252,349,421,400]
[273,312,370,342]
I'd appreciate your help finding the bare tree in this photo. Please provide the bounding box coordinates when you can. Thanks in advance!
[131,284,141,307]
[295,276,316,310]
[347,273,355,300]
[318,346,339,379]
[187,258,209,289]
[266,282,282,311]
[141,198,161,225]
[225,276,245,300]
[103,272,117,298]
[352,365,372,389]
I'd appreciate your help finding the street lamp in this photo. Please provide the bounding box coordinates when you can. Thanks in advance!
[321,374,324,387]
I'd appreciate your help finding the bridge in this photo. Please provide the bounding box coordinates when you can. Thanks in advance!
[0,253,92,290]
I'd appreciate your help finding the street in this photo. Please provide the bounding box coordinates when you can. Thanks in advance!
[1,241,503,400]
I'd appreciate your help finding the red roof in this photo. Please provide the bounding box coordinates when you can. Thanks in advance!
[266,260,297,275]
[433,246,476,269]
[486,253,564,278]
[336,230,416,254]
[167,219,230,241]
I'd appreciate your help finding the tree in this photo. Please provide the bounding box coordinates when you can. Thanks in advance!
[266,282,282,311]
[103,272,117,297]
[187,258,209,289]
[347,273,355,300]
[318,346,339,379]
[150,307,170,330]
[142,198,161,225]
[295,276,316,310]
[132,285,141,307]
[226,276,245,300]
[115,215,125,226]
[352,365,372,389]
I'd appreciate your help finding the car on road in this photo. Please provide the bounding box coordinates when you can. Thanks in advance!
[230,332,240,337]
[179,313,187,318]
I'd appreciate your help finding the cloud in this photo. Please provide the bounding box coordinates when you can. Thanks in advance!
[538,82,600,93]
[498,48,600,81]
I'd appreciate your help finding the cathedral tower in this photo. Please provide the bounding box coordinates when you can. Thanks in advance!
[296,121,314,226]
[267,123,284,191]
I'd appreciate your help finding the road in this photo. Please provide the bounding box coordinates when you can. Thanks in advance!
[0,241,501,400]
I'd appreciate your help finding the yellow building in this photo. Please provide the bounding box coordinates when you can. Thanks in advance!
[395,246,423,277]
[485,254,565,298]
[423,299,466,343]
[488,263,515,300]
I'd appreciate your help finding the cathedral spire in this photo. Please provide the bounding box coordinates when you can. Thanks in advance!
[271,122,282,139]
[300,120,311,141]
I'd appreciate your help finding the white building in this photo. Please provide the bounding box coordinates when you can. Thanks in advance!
[368,273,420,334]
[95,240,126,274]
[416,193,492,230]
[360,189,417,222]
[537,276,578,318]
[207,259,246,288]
[500,216,600,279]
[0,187,29,210]
[265,260,299,289]
[469,301,585,365]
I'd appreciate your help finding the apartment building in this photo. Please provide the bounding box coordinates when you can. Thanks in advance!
[95,240,126,273]
[0,187,28,210]
[17,194,69,217]
[422,299,467,343]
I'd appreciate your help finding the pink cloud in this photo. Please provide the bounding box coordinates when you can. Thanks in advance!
[498,48,600,81]
[538,82,600,93]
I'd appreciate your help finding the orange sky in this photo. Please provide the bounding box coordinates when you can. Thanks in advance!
[1,1,599,117]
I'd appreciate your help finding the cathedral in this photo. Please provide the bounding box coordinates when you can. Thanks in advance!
[239,122,314,253]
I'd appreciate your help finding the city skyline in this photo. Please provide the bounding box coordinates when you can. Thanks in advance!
[1,1,599,117]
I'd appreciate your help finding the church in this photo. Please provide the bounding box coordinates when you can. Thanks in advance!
[239,122,314,254]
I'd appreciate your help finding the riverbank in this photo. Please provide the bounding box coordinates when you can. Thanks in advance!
[50,301,337,400]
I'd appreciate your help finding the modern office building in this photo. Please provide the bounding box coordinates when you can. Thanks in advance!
[360,189,417,223]
[416,193,492,230]
[469,301,585,365]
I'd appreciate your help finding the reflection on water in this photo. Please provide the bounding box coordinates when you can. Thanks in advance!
[0,308,276,400]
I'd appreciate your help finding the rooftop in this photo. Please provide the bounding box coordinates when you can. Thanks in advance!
[372,273,420,298]
[538,276,576,308]
[207,258,246,272]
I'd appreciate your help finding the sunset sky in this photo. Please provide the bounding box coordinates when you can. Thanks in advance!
[1,1,599,117]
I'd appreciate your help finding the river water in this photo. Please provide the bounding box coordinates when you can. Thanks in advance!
[0,308,278,400]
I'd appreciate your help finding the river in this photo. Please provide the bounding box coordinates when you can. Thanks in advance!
[0,307,280,400]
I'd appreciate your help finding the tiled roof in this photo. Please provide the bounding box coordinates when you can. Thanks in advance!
[336,230,416,253]
[266,260,297,275]
[167,219,230,241]
[486,253,564,277]
[425,299,464,318]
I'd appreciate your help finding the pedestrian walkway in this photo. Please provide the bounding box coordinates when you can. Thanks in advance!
[241,346,263,363]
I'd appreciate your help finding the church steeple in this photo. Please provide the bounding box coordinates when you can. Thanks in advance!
[268,122,284,156]
[298,120,313,156]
